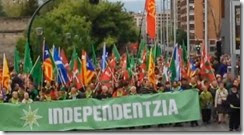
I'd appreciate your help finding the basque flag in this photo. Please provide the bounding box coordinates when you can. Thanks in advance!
[53,48,69,85]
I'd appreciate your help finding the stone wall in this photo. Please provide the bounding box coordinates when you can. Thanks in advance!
[0,17,30,65]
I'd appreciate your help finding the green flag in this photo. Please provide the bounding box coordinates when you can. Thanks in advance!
[137,40,146,60]
[112,45,120,61]
[182,41,188,65]
[70,48,81,72]
[31,56,43,86]
[91,44,97,68]
[14,48,20,74]
[153,44,162,61]
[23,42,33,74]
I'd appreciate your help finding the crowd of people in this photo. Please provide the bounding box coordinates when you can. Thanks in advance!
[0,52,240,131]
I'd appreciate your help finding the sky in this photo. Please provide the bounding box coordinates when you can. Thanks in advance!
[108,0,170,13]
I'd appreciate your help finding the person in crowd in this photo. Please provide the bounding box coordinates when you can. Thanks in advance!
[200,86,213,124]
[22,92,33,104]
[27,84,39,101]
[215,82,229,124]
[58,87,67,100]
[180,78,190,91]
[227,86,240,131]
[68,87,80,100]
[164,81,172,92]
[0,93,4,103]
[209,80,219,122]
[44,89,52,102]
[10,91,19,104]
[85,86,93,98]
[128,86,137,95]
[171,81,180,92]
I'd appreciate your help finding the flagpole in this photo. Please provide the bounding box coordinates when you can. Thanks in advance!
[186,0,190,58]
[30,56,40,75]
[166,0,169,55]
[204,0,208,55]
[173,0,176,46]
[160,0,163,46]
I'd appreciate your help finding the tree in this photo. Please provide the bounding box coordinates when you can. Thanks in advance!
[176,29,187,46]
[0,0,5,16]
[1,0,38,17]
[16,0,139,58]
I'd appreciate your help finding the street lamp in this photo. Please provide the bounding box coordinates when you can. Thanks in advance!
[35,27,44,59]
[35,27,44,36]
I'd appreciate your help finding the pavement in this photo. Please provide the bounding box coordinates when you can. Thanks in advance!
[103,121,240,132]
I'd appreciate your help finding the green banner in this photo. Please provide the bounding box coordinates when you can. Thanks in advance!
[0,90,201,131]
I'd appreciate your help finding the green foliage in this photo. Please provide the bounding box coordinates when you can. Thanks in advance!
[16,0,138,58]
[0,0,5,16]
[1,0,38,17]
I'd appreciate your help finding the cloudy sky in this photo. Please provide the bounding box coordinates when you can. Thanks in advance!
[108,0,170,13]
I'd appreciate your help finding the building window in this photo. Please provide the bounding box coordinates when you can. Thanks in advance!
[189,0,194,4]
[189,15,194,20]
[190,24,195,30]
[221,0,225,18]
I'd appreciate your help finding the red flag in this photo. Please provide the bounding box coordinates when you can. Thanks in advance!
[145,0,156,39]
[200,43,216,82]
[73,59,83,89]
[60,49,72,82]
[120,54,129,81]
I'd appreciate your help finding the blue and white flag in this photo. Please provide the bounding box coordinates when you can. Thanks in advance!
[101,44,108,72]
[53,48,69,85]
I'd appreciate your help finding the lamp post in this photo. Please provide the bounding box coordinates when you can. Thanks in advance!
[35,27,43,59]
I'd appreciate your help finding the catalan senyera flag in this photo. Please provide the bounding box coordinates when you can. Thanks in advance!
[2,54,11,91]
[145,0,156,39]
[148,48,156,85]
[80,50,95,87]
[43,45,53,82]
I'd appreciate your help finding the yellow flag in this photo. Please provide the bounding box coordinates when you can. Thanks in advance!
[148,48,156,85]
[2,54,11,91]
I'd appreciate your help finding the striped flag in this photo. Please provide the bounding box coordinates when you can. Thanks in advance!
[169,45,181,81]
[2,54,10,91]
[80,50,95,86]
[43,45,53,82]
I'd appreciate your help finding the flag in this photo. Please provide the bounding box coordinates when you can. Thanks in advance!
[145,0,156,39]
[91,44,97,68]
[169,45,181,81]
[23,42,33,73]
[120,53,129,81]
[148,48,156,85]
[101,44,108,72]
[187,59,197,78]
[200,43,215,82]
[80,50,95,86]
[43,45,53,82]
[70,48,82,89]
[137,40,146,61]
[31,56,43,86]
[112,45,120,62]
[2,54,10,91]
[53,48,69,85]
[14,48,20,74]
[0,69,2,88]
[153,44,162,61]
[182,41,188,65]
[60,49,72,81]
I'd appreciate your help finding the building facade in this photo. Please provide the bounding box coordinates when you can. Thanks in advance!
[177,0,223,55]
[132,11,171,45]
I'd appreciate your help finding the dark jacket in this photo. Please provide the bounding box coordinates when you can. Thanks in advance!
[227,92,240,111]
